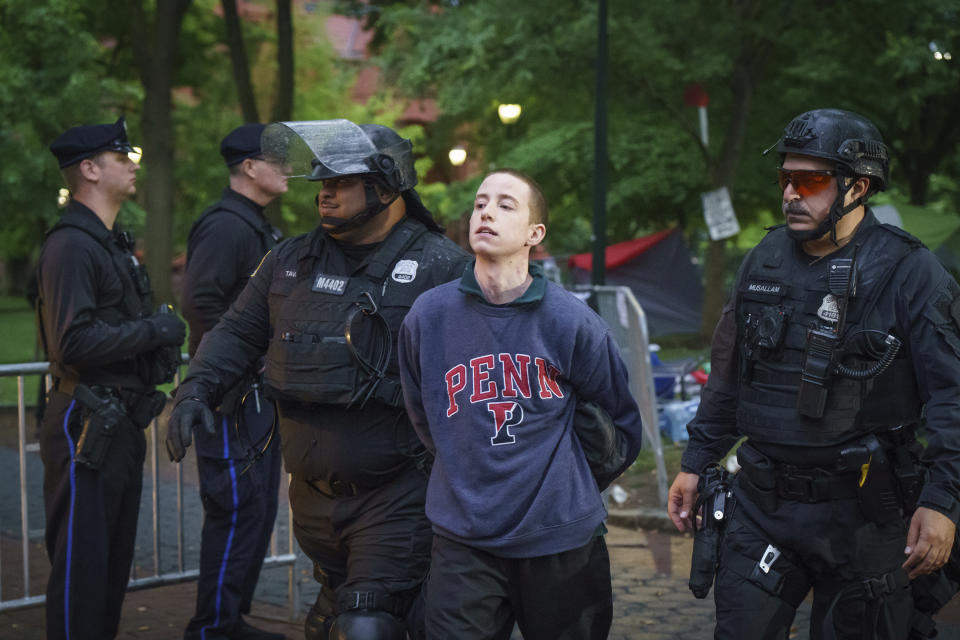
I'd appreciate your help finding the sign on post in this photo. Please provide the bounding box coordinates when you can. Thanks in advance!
[701,186,740,241]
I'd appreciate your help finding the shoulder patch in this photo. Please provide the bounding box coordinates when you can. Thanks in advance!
[251,250,272,277]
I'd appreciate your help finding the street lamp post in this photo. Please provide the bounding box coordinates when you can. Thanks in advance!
[592,0,608,286]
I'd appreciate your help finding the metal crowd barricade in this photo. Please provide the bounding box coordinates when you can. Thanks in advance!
[0,360,301,618]
[572,285,668,506]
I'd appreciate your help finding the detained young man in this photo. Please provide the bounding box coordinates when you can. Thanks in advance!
[398,169,645,640]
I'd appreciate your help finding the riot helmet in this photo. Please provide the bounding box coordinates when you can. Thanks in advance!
[769,109,889,243]
[262,119,440,234]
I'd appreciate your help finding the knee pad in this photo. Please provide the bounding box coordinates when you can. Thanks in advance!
[304,609,333,640]
[329,610,406,640]
[305,589,336,640]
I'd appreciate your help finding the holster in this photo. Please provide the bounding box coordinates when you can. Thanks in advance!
[689,465,732,599]
[884,426,925,514]
[838,434,903,524]
[72,384,130,470]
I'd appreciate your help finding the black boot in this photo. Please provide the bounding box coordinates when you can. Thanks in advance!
[228,618,286,640]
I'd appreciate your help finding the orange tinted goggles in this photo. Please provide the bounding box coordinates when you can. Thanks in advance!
[777,168,836,198]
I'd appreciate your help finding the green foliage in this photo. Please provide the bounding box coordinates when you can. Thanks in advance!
[0,0,141,263]
[370,0,960,268]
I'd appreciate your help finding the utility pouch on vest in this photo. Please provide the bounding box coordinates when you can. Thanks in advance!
[737,444,779,512]
[839,434,902,524]
[73,384,129,470]
[690,465,732,599]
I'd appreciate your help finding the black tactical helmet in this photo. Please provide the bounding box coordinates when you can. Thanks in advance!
[775,108,889,195]
[260,119,442,233]
[307,123,417,194]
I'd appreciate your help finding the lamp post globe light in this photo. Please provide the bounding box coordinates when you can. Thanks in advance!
[497,103,522,125]
[448,146,467,167]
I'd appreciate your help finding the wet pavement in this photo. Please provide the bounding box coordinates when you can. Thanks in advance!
[0,521,771,640]
[5,506,960,639]
[2,409,960,639]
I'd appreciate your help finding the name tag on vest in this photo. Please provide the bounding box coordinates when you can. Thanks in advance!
[312,273,349,295]
[746,281,783,295]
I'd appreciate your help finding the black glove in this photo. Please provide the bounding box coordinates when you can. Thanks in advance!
[573,401,629,491]
[147,312,187,348]
[136,345,182,386]
[165,397,216,462]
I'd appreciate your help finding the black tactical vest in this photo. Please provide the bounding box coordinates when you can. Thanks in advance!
[47,210,154,324]
[735,222,922,446]
[263,218,432,407]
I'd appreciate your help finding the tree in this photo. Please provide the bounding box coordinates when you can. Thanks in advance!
[0,0,143,291]
[372,0,797,336]
[783,0,960,207]
[371,0,960,339]
[131,0,194,305]
[222,0,261,121]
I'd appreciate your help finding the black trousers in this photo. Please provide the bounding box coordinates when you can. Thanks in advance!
[289,466,432,631]
[40,390,146,640]
[185,413,283,640]
[713,475,913,640]
[424,533,613,640]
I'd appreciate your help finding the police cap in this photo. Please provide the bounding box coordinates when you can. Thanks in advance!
[220,123,267,167]
[49,117,135,169]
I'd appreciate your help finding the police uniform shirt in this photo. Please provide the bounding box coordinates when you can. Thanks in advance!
[181,187,278,357]
[37,200,156,390]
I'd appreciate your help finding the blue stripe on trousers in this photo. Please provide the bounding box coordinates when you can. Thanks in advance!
[202,416,240,640]
[61,399,78,640]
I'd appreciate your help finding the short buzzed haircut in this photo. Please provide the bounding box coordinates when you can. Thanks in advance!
[60,152,106,193]
[488,168,548,227]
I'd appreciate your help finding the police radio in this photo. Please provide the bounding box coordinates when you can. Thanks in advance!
[797,253,857,418]
[797,247,902,419]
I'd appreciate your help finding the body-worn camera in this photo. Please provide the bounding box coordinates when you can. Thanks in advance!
[743,306,788,362]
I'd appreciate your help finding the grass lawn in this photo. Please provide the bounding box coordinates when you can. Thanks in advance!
[0,295,44,407]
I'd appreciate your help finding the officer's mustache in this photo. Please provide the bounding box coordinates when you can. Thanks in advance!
[783,201,809,218]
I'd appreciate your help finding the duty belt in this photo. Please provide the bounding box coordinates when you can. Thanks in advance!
[774,469,859,503]
[53,377,165,430]
[307,477,361,498]
[739,455,859,503]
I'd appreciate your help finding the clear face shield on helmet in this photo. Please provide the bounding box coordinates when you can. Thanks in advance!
[261,119,379,180]
[262,119,423,234]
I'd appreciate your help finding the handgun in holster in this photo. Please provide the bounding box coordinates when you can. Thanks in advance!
[689,464,732,599]
[72,384,129,470]
[887,426,924,514]
[839,434,902,524]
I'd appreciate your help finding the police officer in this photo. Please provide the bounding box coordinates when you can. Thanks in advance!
[38,118,186,639]
[166,120,471,640]
[177,124,286,640]
[668,108,960,639]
